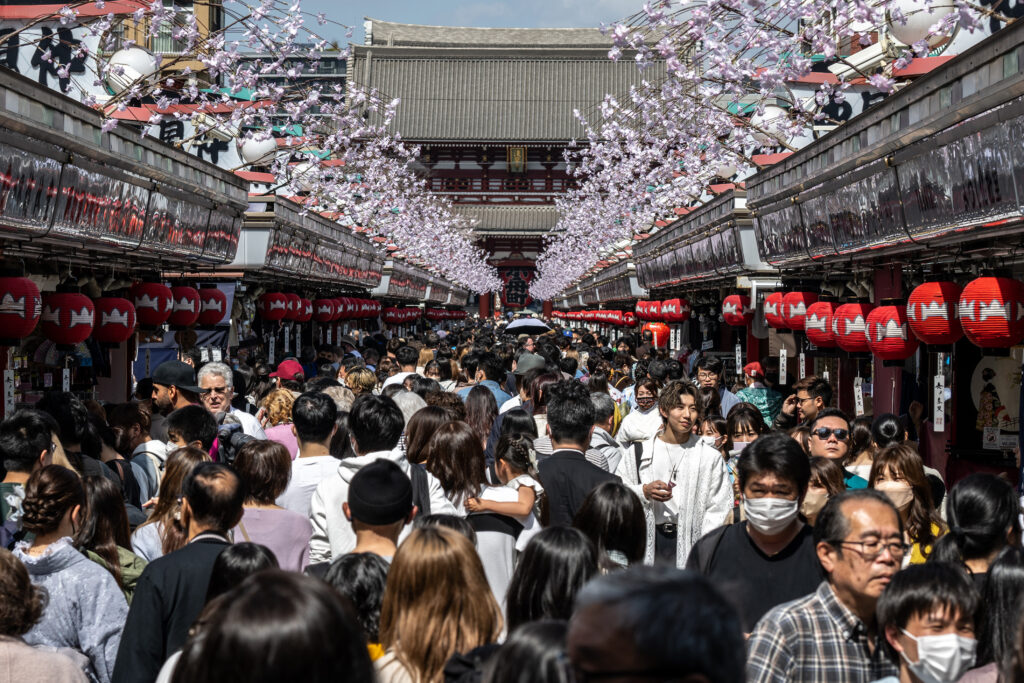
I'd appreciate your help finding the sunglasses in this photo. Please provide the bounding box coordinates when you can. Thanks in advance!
[813,427,849,441]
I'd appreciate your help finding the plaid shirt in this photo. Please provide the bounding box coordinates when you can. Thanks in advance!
[746,581,898,683]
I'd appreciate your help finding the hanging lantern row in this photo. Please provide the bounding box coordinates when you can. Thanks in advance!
[718,276,1024,358]
[425,308,468,321]
[264,295,381,323]
[636,299,691,323]
[382,307,420,324]
[551,310,637,326]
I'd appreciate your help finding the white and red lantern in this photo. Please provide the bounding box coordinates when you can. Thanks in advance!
[196,288,228,327]
[0,276,41,343]
[832,302,875,353]
[722,294,754,326]
[131,282,173,329]
[622,311,637,326]
[866,305,919,361]
[958,277,1024,348]
[93,297,136,345]
[661,298,690,323]
[312,298,336,323]
[168,286,201,328]
[284,293,301,321]
[763,292,787,329]
[295,298,313,323]
[804,301,837,348]
[41,292,94,346]
[258,293,289,321]
[907,281,963,346]
[783,291,818,331]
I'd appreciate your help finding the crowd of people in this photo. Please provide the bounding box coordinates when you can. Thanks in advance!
[0,320,1022,683]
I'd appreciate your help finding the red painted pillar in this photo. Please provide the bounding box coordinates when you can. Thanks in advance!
[479,292,492,319]
[874,266,903,415]
[542,300,553,318]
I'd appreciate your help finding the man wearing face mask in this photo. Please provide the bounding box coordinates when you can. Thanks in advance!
[747,489,904,683]
[875,563,979,683]
[687,433,823,632]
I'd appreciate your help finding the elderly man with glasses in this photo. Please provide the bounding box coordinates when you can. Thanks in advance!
[807,408,867,489]
[747,489,904,683]
[197,362,267,439]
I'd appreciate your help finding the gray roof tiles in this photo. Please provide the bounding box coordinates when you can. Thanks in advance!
[365,18,613,48]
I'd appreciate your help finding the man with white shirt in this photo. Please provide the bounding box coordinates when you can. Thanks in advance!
[197,362,267,439]
[276,391,338,516]
[380,345,418,389]
[308,394,454,563]
[616,380,732,567]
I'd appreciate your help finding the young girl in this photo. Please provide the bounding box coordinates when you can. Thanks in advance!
[466,433,543,551]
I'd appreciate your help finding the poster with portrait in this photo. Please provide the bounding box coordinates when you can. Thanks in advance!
[969,356,1021,450]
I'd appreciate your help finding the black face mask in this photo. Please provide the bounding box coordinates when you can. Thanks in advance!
[637,397,657,410]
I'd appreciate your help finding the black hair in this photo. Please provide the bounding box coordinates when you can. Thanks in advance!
[871,413,905,449]
[410,376,441,399]
[0,409,58,473]
[499,408,538,440]
[171,570,374,683]
[181,462,245,533]
[977,546,1024,668]
[305,376,341,393]
[736,433,811,494]
[292,391,339,444]
[814,488,903,549]
[931,473,1021,568]
[395,346,419,368]
[505,527,598,632]
[666,359,684,381]
[323,552,390,643]
[574,566,745,683]
[348,394,404,454]
[573,481,646,570]
[876,562,979,661]
[328,411,353,460]
[479,353,506,382]
[647,359,669,383]
[495,433,534,474]
[481,620,572,683]
[206,542,279,602]
[167,405,218,451]
[695,356,724,376]
[794,376,833,408]
[810,407,850,430]
[412,513,477,546]
[35,391,89,446]
[545,380,595,447]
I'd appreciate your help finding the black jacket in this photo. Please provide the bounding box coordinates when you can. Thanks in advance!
[112,534,230,683]
[537,449,619,527]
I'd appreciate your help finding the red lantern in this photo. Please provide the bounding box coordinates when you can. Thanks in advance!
[642,322,670,348]
[383,307,399,324]
[958,277,1024,348]
[0,276,41,343]
[804,301,838,348]
[661,298,690,324]
[196,288,228,327]
[635,301,647,321]
[92,297,136,345]
[763,292,787,329]
[168,287,201,328]
[907,281,963,346]
[258,293,288,321]
[606,310,624,325]
[866,305,919,361]
[294,298,313,323]
[131,282,173,328]
[313,298,336,323]
[832,302,875,353]
[782,292,818,331]
[622,311,637,326]
[648,301,662,321]
[722,295,754,326]
[41,293,94,346]
[283,293,301,321]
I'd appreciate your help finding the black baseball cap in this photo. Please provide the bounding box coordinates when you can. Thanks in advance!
[151,360,201,393]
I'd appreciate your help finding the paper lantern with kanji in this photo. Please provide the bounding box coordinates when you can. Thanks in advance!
[722,295,754,326]
[958,277,1024,348]
[783,292,819,331]
[41,293,94,346]
[907,281,963,346]
[294,298,313,323]
[131,282,173,328]
[763,292,787,329]
[0,276,41,344]
[832,302,875,353]
[661,298,691,323]
[635,301,648,321]
[283,293,301,321]
[196,288,228,327]
[313,298,336,323]
[866,305,919,361]
[168,287,200,328]
[93,297,136,345]
[804,301,838,348]
[258,293,288,321]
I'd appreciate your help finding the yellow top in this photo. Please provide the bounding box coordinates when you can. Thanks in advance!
[910,523,944,565]
[368,642,386,661]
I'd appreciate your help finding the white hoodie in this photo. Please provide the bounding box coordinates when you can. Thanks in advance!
[308,448,455,564]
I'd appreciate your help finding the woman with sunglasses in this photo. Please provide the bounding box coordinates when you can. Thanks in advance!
[807,409,868,489]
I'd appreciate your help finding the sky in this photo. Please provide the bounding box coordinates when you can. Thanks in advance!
[304,0,645,46]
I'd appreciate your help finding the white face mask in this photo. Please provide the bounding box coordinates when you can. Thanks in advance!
[876,481,914,512]
[699,435,720,449]
[728,440,751,459]
[743,496,799,536]
[899,630,977,683]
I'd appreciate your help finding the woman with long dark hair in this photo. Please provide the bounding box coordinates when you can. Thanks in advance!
[76,475,147,600]
[465,386,498,449]
[963,546,1024,682]
[13,465,127,683]
[527,373,560,437]
[573,481,646,571]
[869,444,944,564]
[404,407,452,465]
[481,620,573,683]
[424,421,487,514]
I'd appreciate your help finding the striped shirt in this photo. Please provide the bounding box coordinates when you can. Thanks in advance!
[746,581,898,683]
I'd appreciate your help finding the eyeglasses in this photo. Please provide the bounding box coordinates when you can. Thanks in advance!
[696,372,718,381]
[201,387,230,395]
[812,427,849,441]
[830,539,909,560]
[796,395,816,404]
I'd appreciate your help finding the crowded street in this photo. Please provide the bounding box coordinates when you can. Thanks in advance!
[0,0,1023,681]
